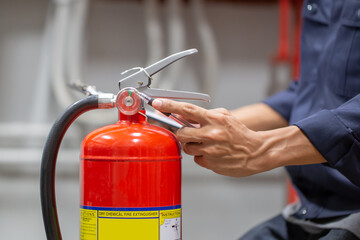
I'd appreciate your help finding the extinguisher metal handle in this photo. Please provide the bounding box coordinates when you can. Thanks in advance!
[118,48,211,102]
[70,49,210,103]
[119,49,196,88]
[137,87,210,102]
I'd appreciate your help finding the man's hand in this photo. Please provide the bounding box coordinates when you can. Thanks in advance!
[152,99,326,177]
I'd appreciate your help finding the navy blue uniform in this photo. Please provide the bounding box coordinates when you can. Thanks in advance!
[265,0,360,219]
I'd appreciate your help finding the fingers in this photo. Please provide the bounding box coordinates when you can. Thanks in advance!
[152,99,208,125]
[177,127,204,143]
[182,142,203,155]
[182,141,229,158]
[177,124,228,144]
[212,108,231,115]
[194,155,209,169]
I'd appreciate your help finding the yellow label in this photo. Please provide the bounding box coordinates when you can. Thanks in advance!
[160,209,181,225]
[80,209,97,240]
[99,218,158,240]
[80,206,181,240]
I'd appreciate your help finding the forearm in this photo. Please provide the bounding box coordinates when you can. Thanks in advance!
[231,103,288,131]
[258,126,326,170]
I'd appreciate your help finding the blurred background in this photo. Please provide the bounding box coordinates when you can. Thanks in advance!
[0,0,302,239]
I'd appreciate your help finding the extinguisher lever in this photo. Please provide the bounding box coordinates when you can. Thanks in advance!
[118,48,211,103]
[119,49,197,89]
[137,87,210,102]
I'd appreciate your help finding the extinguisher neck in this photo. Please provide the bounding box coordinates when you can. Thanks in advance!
[118,110,147,123]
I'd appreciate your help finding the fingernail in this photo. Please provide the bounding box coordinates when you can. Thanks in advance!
[152,99,162,108]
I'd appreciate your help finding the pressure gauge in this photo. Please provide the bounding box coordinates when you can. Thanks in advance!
[116,88,142,115]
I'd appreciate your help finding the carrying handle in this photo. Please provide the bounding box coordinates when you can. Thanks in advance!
[119,49,198,89]
[118,49,210,103]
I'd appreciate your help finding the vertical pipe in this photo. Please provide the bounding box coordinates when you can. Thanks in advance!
[144,0,164,83]
[161,0,186,90]
[191,0,219,100]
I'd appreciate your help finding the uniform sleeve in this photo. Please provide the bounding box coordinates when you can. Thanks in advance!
[294,94,360,187]
[263,80,299,122]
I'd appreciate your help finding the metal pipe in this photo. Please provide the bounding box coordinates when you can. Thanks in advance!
[191,0,219,100]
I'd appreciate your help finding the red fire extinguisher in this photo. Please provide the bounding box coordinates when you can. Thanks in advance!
[40,49,210,240]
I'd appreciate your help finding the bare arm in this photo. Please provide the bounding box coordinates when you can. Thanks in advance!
[231,103,288,131]
[152,99,326,177]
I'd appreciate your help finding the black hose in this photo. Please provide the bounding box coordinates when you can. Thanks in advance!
[40,95,99,240]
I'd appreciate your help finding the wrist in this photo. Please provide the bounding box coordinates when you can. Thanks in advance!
[259,125,326,169]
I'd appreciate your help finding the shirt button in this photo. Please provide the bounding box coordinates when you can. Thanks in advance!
[301,208,307,215]
[307,3,318,14]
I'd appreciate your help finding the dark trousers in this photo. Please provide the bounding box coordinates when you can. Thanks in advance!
[238,215,359,240]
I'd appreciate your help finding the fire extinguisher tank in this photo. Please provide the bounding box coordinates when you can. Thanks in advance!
[40,50,210,240]
[80,111,182,240]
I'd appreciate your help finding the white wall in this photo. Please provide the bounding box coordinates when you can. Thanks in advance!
[0,0,287,239]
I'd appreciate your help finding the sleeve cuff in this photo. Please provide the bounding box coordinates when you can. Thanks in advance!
[294,110,354,167]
